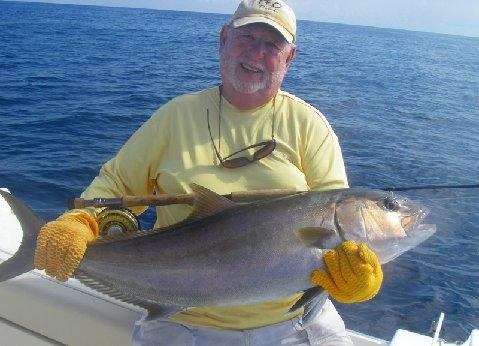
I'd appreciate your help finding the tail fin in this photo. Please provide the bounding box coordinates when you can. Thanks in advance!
[0,190,45,282]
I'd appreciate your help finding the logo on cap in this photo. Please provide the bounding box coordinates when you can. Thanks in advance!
[258,0,282,12]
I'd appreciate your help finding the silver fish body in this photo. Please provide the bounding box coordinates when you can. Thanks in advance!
[0,186,435,313]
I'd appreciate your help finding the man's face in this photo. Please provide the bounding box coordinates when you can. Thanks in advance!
[219,23,295,96]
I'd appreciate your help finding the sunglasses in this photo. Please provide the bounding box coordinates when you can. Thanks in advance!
[207,107,276,169]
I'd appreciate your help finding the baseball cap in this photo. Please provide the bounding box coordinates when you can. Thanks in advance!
[231,0,297,44]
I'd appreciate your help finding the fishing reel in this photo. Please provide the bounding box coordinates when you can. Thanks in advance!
[96,208,140,236]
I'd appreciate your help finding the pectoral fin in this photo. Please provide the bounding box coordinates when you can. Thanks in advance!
[294,227,337,248]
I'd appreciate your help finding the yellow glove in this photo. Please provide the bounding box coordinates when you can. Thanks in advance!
[311,240,383,303]
[34,212,99,282]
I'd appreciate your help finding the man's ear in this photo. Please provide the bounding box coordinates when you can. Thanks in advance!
[219,24,229,52]
[285,44,296,68]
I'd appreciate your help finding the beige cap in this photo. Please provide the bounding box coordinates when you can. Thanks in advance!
[231,0,297,43]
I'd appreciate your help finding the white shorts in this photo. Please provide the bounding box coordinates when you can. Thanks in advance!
[131,299,353,346]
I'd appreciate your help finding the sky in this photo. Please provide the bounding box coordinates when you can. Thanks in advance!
[9,0,479,38]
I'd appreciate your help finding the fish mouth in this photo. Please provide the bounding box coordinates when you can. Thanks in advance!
[325,190,437,264]
[401,204,430,236]
[376,205,435,264]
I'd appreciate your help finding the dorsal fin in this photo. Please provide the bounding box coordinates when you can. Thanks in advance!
[181,183,237,224]
[91,184,237,245]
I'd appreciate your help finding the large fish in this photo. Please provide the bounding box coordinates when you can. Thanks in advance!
[0,184,435,323]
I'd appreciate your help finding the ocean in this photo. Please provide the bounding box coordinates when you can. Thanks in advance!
[0,1,478,342]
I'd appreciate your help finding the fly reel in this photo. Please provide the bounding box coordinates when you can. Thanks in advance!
[97,208,140,236]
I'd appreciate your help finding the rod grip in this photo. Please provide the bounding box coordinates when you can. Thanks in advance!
[68,197,124,209]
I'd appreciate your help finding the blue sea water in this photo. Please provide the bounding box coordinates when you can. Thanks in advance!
[1,1,478,342]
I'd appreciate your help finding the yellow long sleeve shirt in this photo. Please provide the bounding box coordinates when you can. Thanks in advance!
[81,86,348,330]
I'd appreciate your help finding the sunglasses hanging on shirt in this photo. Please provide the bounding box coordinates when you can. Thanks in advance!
[207,88,276,169]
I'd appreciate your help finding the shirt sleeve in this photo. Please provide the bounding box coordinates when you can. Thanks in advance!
[301,115,349,191]
[80,108,169,215]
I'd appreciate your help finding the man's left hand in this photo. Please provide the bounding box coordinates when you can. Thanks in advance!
[311,240,383,303]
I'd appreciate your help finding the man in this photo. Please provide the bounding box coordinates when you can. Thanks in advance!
[34,0,383,344]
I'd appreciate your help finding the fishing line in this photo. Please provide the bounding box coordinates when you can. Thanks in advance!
[426,196,479,201]
[380,183,479,192]
[378,183,478,201]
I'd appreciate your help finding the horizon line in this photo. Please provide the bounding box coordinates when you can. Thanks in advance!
[3,0,479,39]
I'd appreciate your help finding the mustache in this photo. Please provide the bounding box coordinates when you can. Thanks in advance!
[238,59,266,72]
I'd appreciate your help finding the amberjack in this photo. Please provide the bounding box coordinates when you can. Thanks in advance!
[0,185,435,323]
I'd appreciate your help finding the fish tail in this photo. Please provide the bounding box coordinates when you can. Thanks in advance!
[0,190,45,282]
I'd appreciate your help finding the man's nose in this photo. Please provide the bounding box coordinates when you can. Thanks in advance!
[247,39,267,59]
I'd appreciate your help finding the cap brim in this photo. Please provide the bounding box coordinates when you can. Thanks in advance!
[232,16,294,44]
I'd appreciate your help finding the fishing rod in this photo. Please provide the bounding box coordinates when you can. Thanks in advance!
[68,189,303,236]
[69,182,478,209]
[68,182,477,236]
[68,189,300,209]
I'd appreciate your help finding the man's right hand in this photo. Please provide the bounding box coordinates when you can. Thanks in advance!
[34,213,99,282]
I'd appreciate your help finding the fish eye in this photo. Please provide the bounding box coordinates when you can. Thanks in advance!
[381,196,400,212]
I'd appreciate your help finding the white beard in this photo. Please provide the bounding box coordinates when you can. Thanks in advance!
[220,52,284,95]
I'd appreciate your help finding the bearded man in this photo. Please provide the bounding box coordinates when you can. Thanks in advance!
[34,1,383,345]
